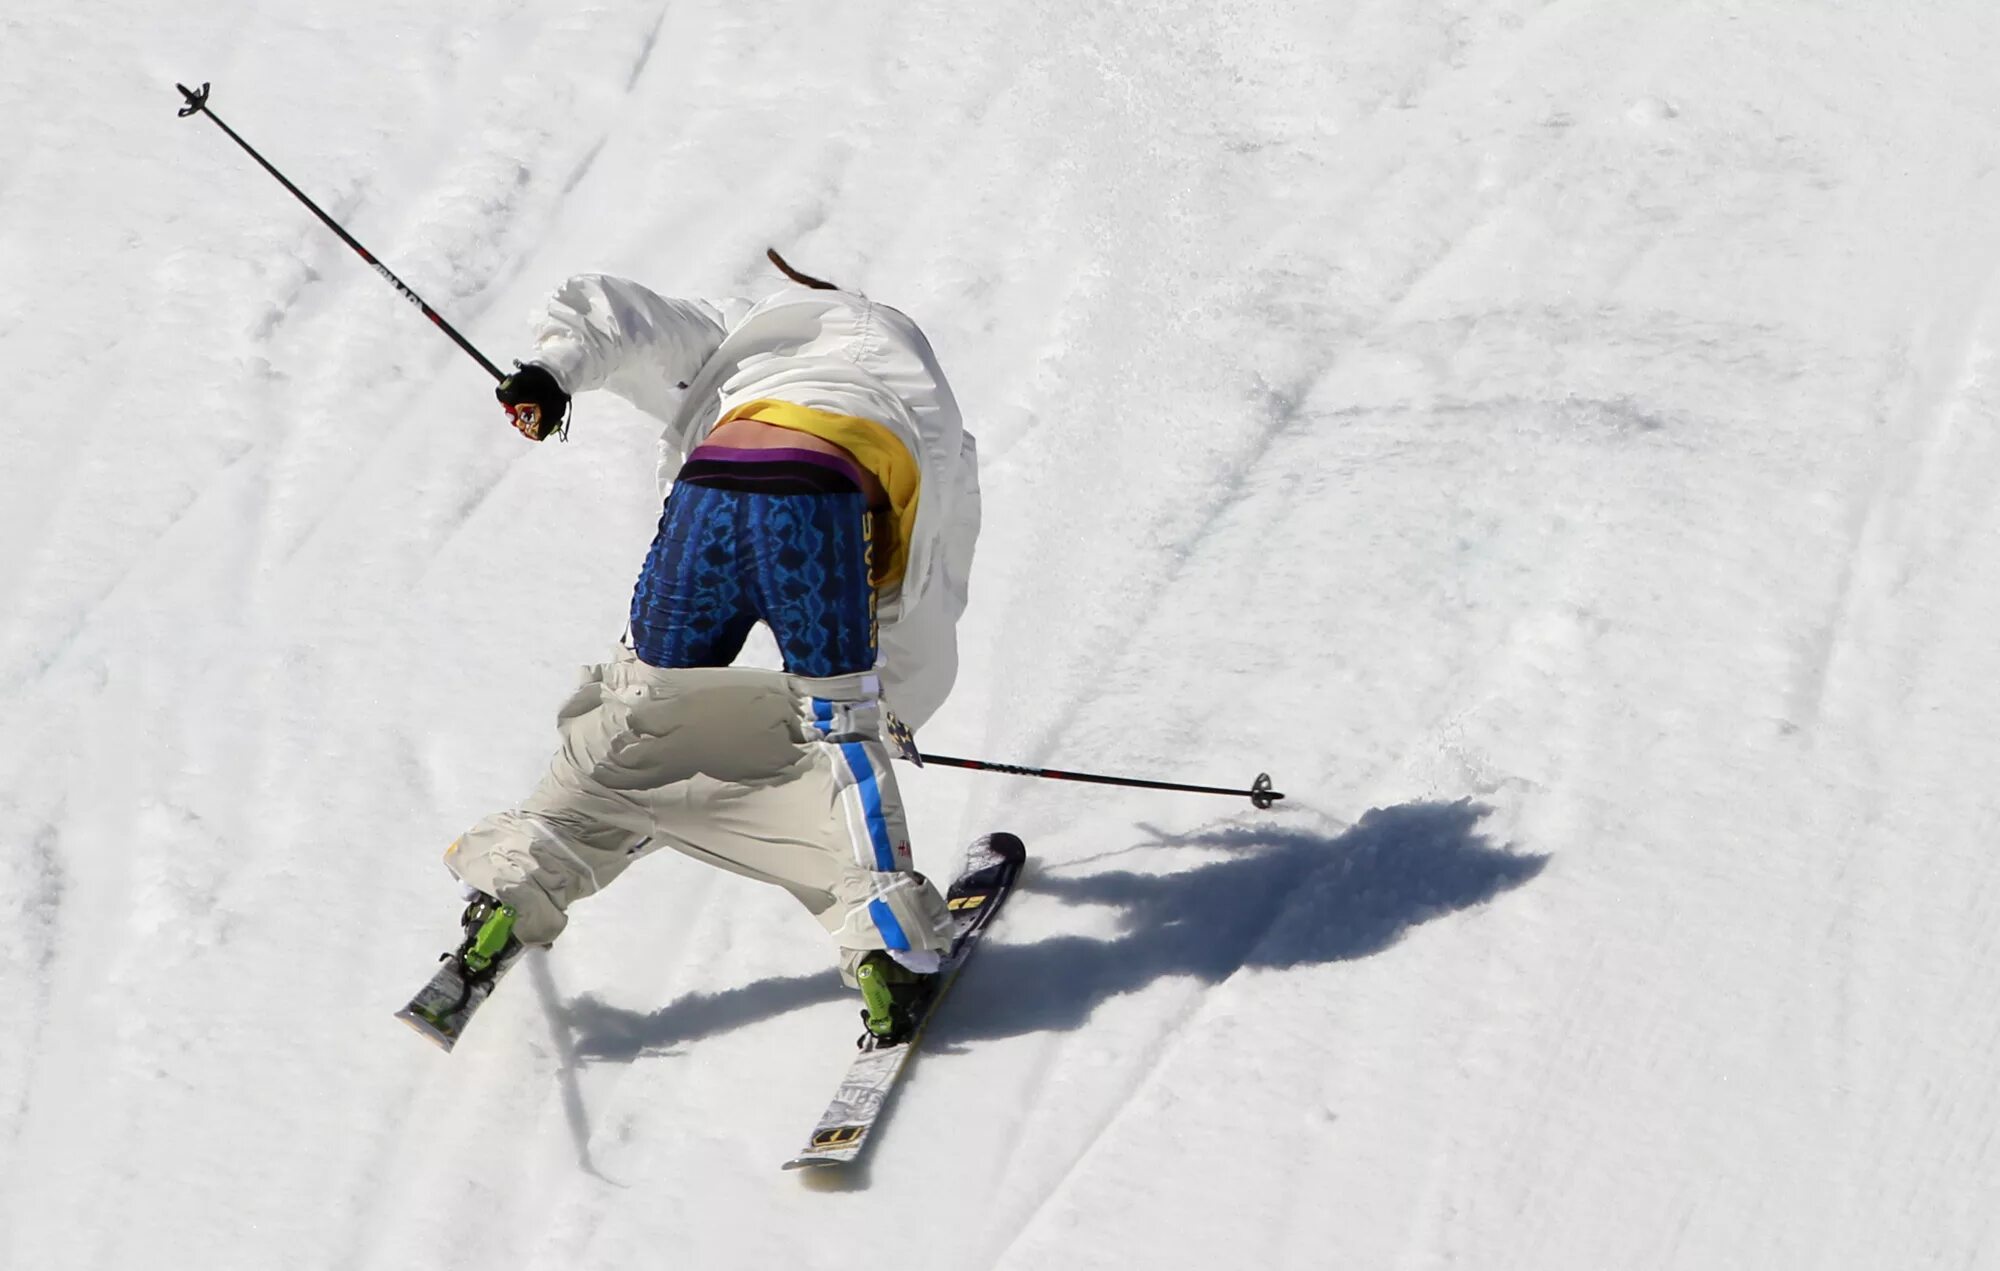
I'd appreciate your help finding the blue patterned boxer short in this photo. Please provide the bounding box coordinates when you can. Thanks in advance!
[627,445,878,676]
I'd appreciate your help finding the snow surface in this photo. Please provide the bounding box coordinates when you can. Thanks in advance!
[6,2,2000,1267]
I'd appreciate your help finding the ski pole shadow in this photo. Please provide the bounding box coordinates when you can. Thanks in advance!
[937,798,1547,1042]
[564,961,848,1062]
[526,951,628,1186]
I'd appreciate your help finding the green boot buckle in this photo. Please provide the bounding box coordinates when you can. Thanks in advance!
[457,897,519,977]
[856,953,905,1039]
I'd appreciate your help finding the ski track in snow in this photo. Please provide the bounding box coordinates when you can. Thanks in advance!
[8,2,2000,1268]
[1787,243,2000,739]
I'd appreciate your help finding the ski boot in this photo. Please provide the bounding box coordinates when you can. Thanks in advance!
[452,892,523,982]
[855,950,938,1049]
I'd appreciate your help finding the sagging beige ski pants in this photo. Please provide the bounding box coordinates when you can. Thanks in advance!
[444,650,952,985]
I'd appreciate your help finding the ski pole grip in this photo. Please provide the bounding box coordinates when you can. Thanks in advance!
[176,81,211,118]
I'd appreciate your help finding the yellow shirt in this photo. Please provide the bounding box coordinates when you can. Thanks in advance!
[714,398,918,590]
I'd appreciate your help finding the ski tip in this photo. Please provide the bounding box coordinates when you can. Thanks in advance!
[981,832,1026,865]
[783,1127,872,1171]
[394,1008,460,1052]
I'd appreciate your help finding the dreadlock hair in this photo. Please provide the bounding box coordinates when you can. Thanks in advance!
[766,247,841,291]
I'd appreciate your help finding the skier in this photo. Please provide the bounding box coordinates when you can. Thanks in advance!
[439,254,981,1044]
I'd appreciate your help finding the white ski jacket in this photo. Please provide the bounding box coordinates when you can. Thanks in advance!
[520,274,981,732]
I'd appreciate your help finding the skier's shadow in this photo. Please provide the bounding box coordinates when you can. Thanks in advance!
[563,799,1545,1059]
[948,799,1545,1041]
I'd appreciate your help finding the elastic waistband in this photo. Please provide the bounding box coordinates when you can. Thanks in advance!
[679,443,865,495]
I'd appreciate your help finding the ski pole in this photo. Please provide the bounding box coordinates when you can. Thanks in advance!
[174,81,504,383]
[916,754,1284,809]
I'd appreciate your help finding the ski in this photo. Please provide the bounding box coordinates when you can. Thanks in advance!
[394,948,526,1050]
[395,896,527,1051]
[782,831,1026,1171]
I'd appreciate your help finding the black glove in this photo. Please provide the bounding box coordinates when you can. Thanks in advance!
[496,363,570,442]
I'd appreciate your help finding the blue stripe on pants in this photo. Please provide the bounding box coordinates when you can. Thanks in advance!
[838,740,897,872]
[868,899,912,951]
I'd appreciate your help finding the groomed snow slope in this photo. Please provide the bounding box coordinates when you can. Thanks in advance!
[6,3,2000,1268]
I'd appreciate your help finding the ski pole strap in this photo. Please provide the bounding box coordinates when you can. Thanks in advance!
[915,753,1283,808]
